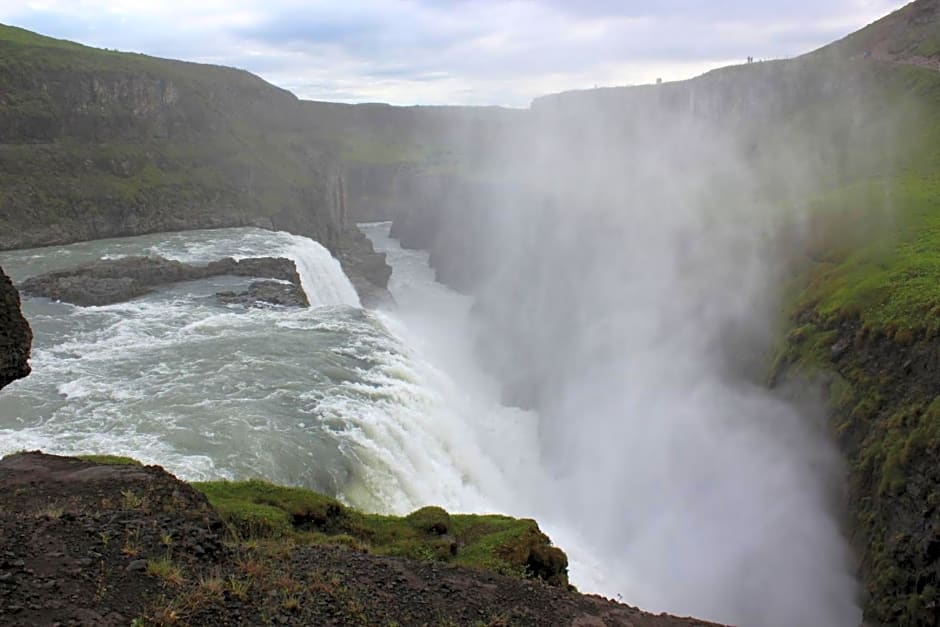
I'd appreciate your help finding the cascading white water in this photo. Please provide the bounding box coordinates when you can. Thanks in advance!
[0,228,371,484]
[357,222,610,589]
[282,234,360,308]
[139,228,359,308]
[0,226,534,523]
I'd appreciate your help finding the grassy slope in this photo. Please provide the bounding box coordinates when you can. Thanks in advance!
[0,23,346,249]
[0,22,516,242]
[791,1,940,333]
[784,60,940,335]
[69,455,569,587]
[193,480,568,587]
[765,6,940,621]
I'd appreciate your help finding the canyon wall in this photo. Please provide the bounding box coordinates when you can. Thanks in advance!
[0,24,385,297]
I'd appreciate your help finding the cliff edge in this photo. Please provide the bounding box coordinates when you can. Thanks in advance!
[0,452,723,627]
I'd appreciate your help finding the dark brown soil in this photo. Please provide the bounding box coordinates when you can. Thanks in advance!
[0,452,724,627]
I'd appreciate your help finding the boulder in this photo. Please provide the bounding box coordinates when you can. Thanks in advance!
[216,280,309,308]
[0,266,32,389]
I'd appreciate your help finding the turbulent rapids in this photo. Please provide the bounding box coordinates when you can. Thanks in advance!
[0,225,523,516]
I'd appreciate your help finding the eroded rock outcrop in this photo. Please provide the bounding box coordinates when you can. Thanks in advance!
[0,266,31,390]
[20,256,307,307]
[334,227,394,308]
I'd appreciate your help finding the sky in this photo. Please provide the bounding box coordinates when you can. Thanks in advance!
[0,0,909,107]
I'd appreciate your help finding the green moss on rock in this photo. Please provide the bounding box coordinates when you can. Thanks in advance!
[76,454,143,466]
[777,314,940,625]
[193,479,569,587]
[767,59,940,627]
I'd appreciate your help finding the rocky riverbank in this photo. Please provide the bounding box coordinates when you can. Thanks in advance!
[0,452,723,627]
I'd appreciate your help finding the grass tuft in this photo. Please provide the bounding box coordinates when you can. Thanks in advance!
[146,557,186,587]
[78,454,143,466]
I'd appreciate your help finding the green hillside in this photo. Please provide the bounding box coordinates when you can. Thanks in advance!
[730,5,940,623]
[0,21,349,252]
[0,21,516,250]
[773,77,940,627]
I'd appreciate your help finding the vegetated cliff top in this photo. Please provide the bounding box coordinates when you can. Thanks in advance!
[0,451,724,626]
[0,20,518,153]
[824,0,940,67]
[0,19,521,253]
[0,22,300,116]
[0,19,351,251]
[531,0,940,114]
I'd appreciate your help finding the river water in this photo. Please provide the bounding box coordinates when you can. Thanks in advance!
[0,224,610,577]
[0,224,536,514]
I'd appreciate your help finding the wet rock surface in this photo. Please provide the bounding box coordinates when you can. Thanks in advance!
[0,266,32,389]
[335,227,394,308]
[775,315,940,625]
[0,452,724,627]
[215,280,308,308]
[19,256,306,307]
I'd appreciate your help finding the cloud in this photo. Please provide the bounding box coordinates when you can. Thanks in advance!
[0,0,910,106]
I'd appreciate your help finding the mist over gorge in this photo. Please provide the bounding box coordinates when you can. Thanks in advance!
[383,62,903,627]
[2,2,940,626]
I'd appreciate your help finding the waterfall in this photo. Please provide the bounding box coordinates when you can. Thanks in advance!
[281,234,361,308]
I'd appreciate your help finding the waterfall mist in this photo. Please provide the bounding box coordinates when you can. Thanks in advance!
[385,65,912,625]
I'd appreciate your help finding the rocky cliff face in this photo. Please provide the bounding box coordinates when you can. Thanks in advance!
[343,162,418,222]
[0,24,388,301]
[0,25,531,303]
[0,266,31,390]
[773,316,940,626]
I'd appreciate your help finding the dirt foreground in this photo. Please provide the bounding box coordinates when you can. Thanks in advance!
[0,452,726,627]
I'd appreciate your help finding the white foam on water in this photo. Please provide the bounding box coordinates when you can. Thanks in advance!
[282,235,360,308]
[2,224,554,579]
[0,422,227,481]
[309,309,522,515]
[145,228,360,308]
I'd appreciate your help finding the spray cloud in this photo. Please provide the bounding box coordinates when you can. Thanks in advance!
[388,62,908,626]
